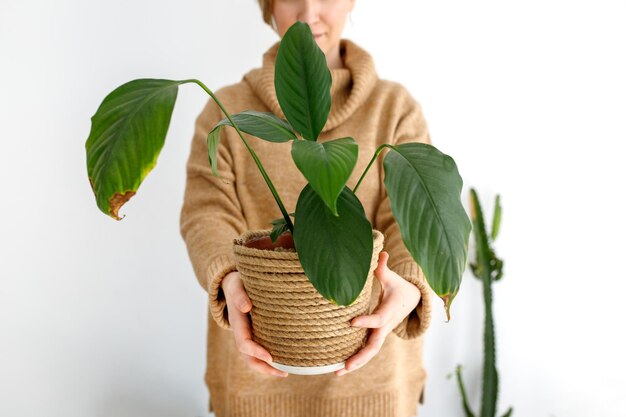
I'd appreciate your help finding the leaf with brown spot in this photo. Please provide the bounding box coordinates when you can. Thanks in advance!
[109,191,136,220]
[441,293,458,322]
[85,79,183,219]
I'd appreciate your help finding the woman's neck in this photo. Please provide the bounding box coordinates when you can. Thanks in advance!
[325,43,345,69]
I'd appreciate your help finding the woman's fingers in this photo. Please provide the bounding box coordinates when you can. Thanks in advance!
[351,290,397,329]
[244,355,289,378]
[337,300,394,377]
[353,251,396,329]
[233,280,252,313]
[237,337,273,363]
[336,328,386,376]
[336,277,407,376]
[229,300,272,361]
[224,271,252,313]
[232,315,287,377]
[374,251,391,285]
[223,271,287,377]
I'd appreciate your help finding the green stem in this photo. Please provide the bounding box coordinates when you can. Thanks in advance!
[455,365,476,417]
[480,262,497,417]
[353,144,396,194]
[183,79,294,233]
[470,189,498,417]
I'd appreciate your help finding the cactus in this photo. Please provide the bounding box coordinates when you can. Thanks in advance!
[453,189,512,417]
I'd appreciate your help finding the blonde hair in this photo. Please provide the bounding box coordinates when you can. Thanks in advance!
[257,0,275,27]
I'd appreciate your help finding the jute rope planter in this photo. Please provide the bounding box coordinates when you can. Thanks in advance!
[233,229,384,375]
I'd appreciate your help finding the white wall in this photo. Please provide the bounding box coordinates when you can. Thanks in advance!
[1,1,624,416]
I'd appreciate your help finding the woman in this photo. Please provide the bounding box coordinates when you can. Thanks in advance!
[180,1,434,416]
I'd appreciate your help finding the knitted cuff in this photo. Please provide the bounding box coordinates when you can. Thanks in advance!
[207,254,237,331]
[389,262,433,339]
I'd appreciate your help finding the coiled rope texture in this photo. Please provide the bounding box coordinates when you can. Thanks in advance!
[233,230,384,367]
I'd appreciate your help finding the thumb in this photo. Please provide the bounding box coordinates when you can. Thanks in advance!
[228,276,252,313]
[375,251,390,280]
[236,289,252,313]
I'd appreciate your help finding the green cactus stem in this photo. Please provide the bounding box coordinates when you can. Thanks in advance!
[453,188,512,417]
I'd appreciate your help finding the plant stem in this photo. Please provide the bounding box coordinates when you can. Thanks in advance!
[480,257,497,417]
[353,144,396,194]
[470,189,498,417]
[455,365,476,417]
[183,79,294,233]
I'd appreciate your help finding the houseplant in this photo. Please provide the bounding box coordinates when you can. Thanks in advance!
[451,189,513,417]
[86,21,472,372]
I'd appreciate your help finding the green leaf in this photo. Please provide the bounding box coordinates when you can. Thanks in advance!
[491,194,502,241]
[383,142,472,319]
[294,185,373,306]
[206,125,224,176]
[269,213,294,243]
[214,110,296,143]
[206,110,296,177]
[291,137,358,215]
[86,78,182,220]
[275,21,331,141]
[270,221,289,243]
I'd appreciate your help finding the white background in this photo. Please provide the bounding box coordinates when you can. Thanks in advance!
[1,0,625,416]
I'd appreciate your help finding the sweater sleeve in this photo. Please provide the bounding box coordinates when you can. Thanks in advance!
[179,97,247,331]
[374,89,434,340]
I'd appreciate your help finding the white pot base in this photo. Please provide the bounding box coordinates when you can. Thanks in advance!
[269,361,346,375]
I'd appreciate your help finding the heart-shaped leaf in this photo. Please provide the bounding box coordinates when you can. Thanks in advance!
[86,78,183,219]
[383,142,471,318]
[275,21,331,141]
[291,137,358,215]
[294,185,373,306]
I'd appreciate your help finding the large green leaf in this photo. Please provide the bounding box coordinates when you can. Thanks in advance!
[383,142,471,318]
[86,78,183,219]
[213,110,296,143]
[275,21,331,141]
[294,185,373,306]
[206,110,297,176]
[291,137,358,215]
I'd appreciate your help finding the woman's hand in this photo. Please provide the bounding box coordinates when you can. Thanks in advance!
[222,271,289,378]
[335,251,421,377]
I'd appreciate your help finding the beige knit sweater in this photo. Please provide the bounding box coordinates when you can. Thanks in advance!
[180,38,435,417]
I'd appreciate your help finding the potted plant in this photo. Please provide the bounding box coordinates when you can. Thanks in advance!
[451,189,513,417]
[85,21,472,374]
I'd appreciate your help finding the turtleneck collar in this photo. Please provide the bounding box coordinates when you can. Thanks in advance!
[243,39,378,133]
